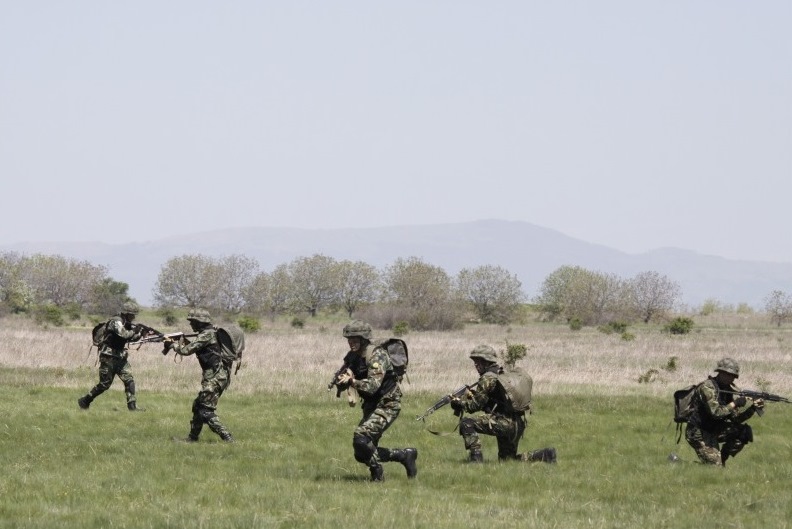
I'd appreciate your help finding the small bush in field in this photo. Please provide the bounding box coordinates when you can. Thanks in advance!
[34,304,64,327]
[157,308,178,326]
[569,318,583,331]
[503,341,528,368]
[291,317,304,329]
[638,368,659,383]
[664,356,678,372]
[665,317,694,335]
[392,321,410,337]
[237,315,260,333]
[620,331,635,342]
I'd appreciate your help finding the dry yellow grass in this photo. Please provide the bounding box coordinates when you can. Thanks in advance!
[2,314,791,401]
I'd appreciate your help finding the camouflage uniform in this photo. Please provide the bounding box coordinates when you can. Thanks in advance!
[454,345,555,463]
[78,310,143,411]
[171,310,234,442]
[338,321,417,481]
[685,376,758,465]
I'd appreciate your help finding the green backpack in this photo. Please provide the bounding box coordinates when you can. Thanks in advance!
[496,366,533,413]
[90,321,111,351]
[379,338,409,381]
[216,324,246,373]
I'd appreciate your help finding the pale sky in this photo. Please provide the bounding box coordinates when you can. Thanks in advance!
[2,2,790,262]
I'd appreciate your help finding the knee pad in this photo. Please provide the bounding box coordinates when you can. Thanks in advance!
[353,434,376,464]
[739,425,753,444]
[460,418,476,436]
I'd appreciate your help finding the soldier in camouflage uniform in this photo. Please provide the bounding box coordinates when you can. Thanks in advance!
[164,309,234,443]
[334,320,418,481]
[451,345,556,464]
[685,357,764,465]
[78,301,145,411]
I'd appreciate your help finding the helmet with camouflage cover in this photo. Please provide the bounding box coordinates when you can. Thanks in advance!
[469,344,499,364]
[120,301,139,315]
[715,357,740,378]
[187,308,213,324]
[342,320,372,341]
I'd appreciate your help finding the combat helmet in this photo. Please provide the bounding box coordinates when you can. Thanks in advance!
[342,320,372,341]
[715,357,740,378]
[469,345,499,364]
[187,308,213,324]
[120,301,139,315]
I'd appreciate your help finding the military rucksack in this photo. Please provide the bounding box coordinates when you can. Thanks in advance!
[216,324,246,373]
[673,384,699,424]
[496,366,533,413]
[90,321,111,350]
[379,338,409,381]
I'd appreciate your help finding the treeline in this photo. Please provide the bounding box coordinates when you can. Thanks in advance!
[6,249,791,331]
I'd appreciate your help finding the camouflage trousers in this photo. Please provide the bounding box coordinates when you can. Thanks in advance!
[460,412,526,460]
[685,422,753,465]
[352,397,401,468]
[189,364,232,440]
[87,354,136,406]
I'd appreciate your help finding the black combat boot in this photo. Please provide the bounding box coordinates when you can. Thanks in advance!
[390,448,418,478]
[77,396,92,410]
[369,463,384,482]
[127,401,144,412]
[469,449,483,463]
[526,447,557,463]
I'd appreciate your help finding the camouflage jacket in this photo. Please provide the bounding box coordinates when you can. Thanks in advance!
[171,328,223,371]
[350,344,399,404]
[460,367,514,417]
[100,316,141,357]
[692,377,757,429]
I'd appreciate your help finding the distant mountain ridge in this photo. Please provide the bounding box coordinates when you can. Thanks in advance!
[3,220,792,309]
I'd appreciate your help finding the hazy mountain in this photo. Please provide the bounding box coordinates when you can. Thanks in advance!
[3,219,791,309]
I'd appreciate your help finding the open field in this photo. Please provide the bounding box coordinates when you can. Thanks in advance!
[1,315,792,528]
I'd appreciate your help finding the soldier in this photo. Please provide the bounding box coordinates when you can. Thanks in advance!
[685,357,764,465]
[450,345,556,464]
[164,309,234,443]
[334,320,418,481]
[78,301,145,411]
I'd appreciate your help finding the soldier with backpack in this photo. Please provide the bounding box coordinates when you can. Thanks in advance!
[163,308,239,443]
[333,320,418,481]
[684,357,764,465]
[77,301,146,411]
[450,345,556,464]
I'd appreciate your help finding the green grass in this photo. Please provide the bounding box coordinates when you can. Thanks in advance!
[1,369,791,529]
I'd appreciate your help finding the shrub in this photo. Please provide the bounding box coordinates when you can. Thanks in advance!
[503,342,528,368]
[638,368,659,383]
[665,317,694,335]
[291,317,304,329]
[620,332,635,342]
[599,321,628,335]
[392,321,410,337]
[664,356,678,372]
[34,304,64,327]
[569,318,583,331]
[237,315,260,333]
[157,308,178,326]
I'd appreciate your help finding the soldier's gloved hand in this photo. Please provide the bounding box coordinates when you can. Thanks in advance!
[450,398,464,413]
[754,398,765,409]
[336,370,353,386]
[733,396,747,407]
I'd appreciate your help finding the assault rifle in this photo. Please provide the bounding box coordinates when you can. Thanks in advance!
[129,327,198,355]
[720,389,792,417]
[328,351,358,406]
[415,383,478,422]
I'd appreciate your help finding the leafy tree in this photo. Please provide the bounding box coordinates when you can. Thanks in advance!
[383,256,459,330]
[456,265,525,323]
[244,264,293,320]
[628,271,681,323]
[153,254,222,309]
[764,290,792,327]
[214,255,259,313]
[287,254,340,317]
[336,260,382,317]
[89,278,131,316]
[13,254,108,309]
[535,265,629,326]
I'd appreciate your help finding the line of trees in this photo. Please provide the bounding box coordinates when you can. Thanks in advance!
[8,248,792,331]
[0,252,131,321]
[153,254,526,330]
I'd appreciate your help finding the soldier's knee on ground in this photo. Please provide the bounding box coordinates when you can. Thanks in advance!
[460,418,476,436]
[739,425,753,444]
[353,434,376,464]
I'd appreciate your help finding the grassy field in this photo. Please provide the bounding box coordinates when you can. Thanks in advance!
[1,315,792,528]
